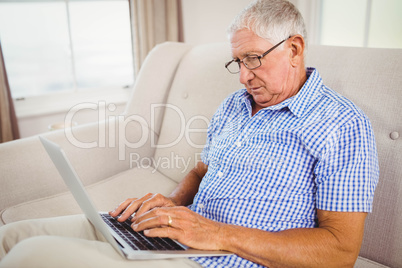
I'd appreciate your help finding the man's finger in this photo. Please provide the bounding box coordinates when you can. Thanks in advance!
[143,227,181,240]
[119,193,154,221]
[132,207,175,230]
[134,194,175,220]
[109,198,136,217]
[109,193,154,220]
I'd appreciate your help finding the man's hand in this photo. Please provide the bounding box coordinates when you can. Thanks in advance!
[109,161,207,223]
[109,193,176,222]
[132,206,225,251]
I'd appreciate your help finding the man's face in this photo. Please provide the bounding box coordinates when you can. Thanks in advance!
[230,29,296,112]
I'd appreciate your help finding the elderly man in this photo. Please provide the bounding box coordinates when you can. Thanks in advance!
[0,0,378,267]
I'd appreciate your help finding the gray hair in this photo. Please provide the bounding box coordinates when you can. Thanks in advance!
[228,0,307,46]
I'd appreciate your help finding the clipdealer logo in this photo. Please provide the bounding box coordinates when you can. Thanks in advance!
[129,152,202,173]
[63,101,210,161]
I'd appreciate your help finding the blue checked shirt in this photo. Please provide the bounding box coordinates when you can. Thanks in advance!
[190,68,379,268]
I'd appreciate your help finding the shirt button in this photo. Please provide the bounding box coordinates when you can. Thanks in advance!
[218,171,224,178]
[198,204,204,209]
[235,141,242,147]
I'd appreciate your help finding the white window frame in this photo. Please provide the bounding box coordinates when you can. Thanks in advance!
[0,0,133,119]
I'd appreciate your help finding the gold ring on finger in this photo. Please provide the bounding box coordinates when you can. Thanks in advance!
[168,215,173,227]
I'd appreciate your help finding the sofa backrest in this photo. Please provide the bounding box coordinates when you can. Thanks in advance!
[128,42,402,267]
[306,45,402,267]
[152,43,243,180]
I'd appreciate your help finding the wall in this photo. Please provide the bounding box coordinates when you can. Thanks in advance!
[181,0,253,45]
[180,0,320,45]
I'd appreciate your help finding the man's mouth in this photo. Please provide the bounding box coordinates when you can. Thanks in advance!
[249,86,262,92]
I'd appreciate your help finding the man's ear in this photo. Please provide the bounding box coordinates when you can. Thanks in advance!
[288,35,305,67]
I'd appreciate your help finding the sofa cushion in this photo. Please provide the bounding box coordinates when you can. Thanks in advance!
[0,167,178,225]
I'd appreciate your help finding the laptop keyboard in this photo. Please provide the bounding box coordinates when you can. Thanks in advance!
[101,214,185,251]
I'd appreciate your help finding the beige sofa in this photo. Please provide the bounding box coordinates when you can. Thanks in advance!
[0,42,401,267]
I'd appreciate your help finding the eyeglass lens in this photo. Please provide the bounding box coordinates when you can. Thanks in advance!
[227,56,260,73]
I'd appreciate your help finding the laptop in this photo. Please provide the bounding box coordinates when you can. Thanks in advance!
[39,136,232,260]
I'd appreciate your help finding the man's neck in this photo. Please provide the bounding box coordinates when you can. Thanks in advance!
[251,66,307,116]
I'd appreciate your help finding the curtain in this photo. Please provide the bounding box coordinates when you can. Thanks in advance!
[129,0,183,75]
[0,41,19,143]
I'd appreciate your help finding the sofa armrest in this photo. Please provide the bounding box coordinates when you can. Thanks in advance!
[0,117,157,213]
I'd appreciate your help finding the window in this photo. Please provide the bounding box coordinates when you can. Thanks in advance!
[319,0,402,48]
[0,0,134,99]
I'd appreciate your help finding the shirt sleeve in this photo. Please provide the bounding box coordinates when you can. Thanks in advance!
[314,116,379,212]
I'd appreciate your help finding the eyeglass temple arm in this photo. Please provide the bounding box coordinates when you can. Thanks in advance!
[261,36,292,58]
[225,60,234,68]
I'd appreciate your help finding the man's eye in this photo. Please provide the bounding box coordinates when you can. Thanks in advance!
[246,56,259,61]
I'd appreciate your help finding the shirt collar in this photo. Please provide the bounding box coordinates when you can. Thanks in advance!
[287,67,323,118]
[238,67,323,118]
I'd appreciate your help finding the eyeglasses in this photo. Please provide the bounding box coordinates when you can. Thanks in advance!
[225,36,291,74]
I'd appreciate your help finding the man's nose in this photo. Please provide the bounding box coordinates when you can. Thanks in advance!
[239,64,255,85]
